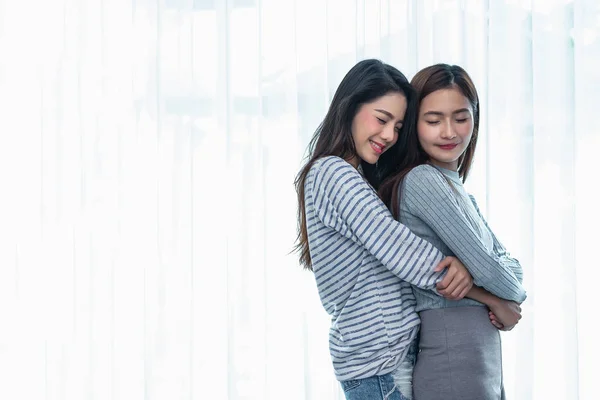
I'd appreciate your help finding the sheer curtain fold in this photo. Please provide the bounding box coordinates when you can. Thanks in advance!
[0,0,597,399]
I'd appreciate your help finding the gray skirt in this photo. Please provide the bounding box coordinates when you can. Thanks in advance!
[413,306,505,400]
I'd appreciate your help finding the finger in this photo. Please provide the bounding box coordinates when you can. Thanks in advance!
[436,269,455,290]
[491,321,504,329]
[441,280,460,298]
[434,256,453,272]
[449,283,465,300]
[458,286,470,300]
[489,314,501,322]
[446,271,463,292]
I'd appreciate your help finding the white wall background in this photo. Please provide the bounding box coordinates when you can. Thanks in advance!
[0,0,598,399]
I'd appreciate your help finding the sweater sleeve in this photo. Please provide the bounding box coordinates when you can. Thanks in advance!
[468,195,524,284]
[308,156,446,290]
[402,165,527,303]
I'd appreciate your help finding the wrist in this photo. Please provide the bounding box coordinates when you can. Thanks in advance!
[470,286,500,307]
[485,296,501,308]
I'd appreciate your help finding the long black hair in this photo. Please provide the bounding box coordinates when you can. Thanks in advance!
[294,59,416,270]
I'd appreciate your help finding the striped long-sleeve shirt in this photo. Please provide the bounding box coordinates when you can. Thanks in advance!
[305,156,448,381]
[399,164,527,312]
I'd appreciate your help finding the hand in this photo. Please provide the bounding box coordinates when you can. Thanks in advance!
[489,312,505,330]
[488,300,522,331]
[434,256,473,300]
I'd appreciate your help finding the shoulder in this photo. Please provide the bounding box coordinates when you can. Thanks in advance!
[404,164,447,188]
[400,164,457,209]
[312,155,353,171]
[309,156,358,180]
[306,156,364,197]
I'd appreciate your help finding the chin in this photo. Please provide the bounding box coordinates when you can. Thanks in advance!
[358,152,378,165]
[431,153,458,164]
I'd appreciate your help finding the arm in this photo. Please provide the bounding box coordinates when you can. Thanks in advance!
[466,285,499,306]
[466,286,522,331]
[469,195,524,283]
[402,165,527,303]
[309,157,448,291]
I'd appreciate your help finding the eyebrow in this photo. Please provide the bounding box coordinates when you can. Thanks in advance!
[423,108,471,117]
[374,109,404,124]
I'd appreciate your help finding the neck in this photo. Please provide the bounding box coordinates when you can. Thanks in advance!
[428,158,458,171]
[347,156,360,169]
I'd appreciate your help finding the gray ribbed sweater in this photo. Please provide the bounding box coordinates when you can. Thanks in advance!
[399,164,527,312]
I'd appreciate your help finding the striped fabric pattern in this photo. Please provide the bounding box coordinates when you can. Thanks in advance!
[304,156,447,381]
[399,164,527,312]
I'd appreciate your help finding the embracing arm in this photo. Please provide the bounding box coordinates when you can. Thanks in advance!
[309,157,460,291]
[402,165,527,303]
[467,286,522,330]
[469,195,524,283]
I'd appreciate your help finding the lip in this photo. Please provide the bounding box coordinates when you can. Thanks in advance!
[438,144,458,150]
[370,140,385,155]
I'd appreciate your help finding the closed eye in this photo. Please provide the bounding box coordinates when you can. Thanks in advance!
[376,117,386,124]
[456,118,468,123]
[426,120,440,125]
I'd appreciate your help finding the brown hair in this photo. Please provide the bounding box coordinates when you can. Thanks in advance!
[379,63,480,219]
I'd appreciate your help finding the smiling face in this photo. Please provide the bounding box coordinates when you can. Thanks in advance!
[348,92,407,168]
[417,86,474,171]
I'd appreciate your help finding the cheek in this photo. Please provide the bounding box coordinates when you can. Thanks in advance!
[366,118,381,132]
[417,124,435,148]
[352,113,375,138]
[458,123,474,143]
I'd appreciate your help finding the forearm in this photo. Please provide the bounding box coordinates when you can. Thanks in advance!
[311,157,445,290]
[470,195,526,286]
[465,285,501,308]
[404,172,527,303]
[468,285,523,330]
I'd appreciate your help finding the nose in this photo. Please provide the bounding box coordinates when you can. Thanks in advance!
[440,120,456,139]
[380,124,396,143]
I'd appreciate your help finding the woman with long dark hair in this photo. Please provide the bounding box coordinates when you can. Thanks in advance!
[379,64,527,399]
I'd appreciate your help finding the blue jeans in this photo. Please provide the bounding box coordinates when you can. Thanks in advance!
[390,339,418,399]
[340,373,411,400]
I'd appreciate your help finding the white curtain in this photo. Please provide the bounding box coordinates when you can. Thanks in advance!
[0,0,598,399]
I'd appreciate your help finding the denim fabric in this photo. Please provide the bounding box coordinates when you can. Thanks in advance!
[390,339,418,399]
[340,373,411,400]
